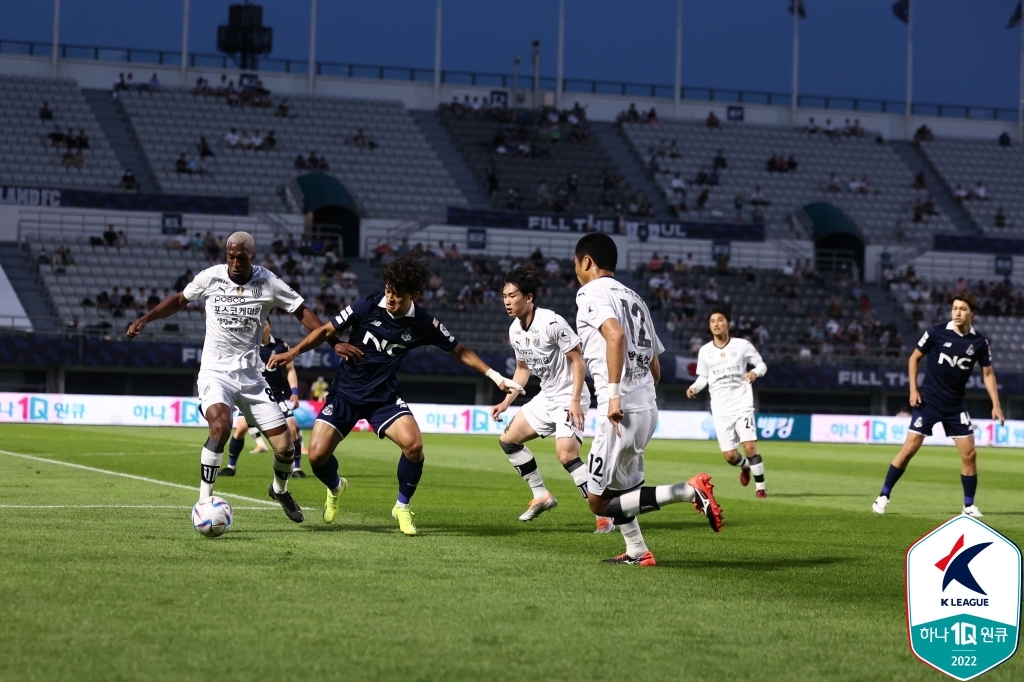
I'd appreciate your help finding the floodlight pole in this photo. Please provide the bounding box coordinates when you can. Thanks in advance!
[904,0,914,140]
[308,0,318,93]
[790,1,799,126]
[673,0,682,117]
[555,0,564,110]
[180,0,190,85]
[532,40,541,108]
[433,0,443,106]
[1018,14,1023,141]
[50,0,60,77]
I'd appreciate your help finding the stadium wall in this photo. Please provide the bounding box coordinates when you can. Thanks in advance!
[0,54,1014,142]
[2,391,1021,448]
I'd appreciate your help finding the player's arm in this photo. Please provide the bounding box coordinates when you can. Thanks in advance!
[650,355,661,387]
[907,348,925,407]
[491,360,531,421]
[742,345,768,384]
[450,343,523,395]
[267,321,335,369]
[127,292,188,337]
[291,302,362,361]
[286,360,300,408]
[599,317,627,433]
[563,347,588,430]
[982,366,1004,425]
[686,352,709,398]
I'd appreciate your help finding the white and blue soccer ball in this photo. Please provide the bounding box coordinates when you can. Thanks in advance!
[192,496,233,537]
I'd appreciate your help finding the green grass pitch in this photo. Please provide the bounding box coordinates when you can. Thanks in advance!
[0,424,1021,682]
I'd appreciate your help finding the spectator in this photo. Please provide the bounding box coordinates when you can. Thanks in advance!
[117,230,129,248]
[258,130,277,151]
[995,207,1008,228]
[999,131,1012,147]
[113,73,127,91]
[826,173,841,194]
[971,182,988,201]
[61,148,77,168]
[647,252,663,273]
[911,200,925,223]
[349,128,378,149]
[147,73,161,91]
[146,289,161,312]
[275,100,291,118]
[294,154,307,170]
[695,188,710,209]
[750,186,768,206]
[923,195,938,216]
[197,136,215,160]
[486,164,499,196]
[544,258,561,280]
[803,117,819,134]
[119,170,139,192]
[823,118,839,139]
[705,110,720,128]
[786,155,798,172]
[912,171,927,190]
[913,124,934,143]
[46,124,65,149]
[224,128,242,149]
[712,149,728,171]
[173,270,193,293]
[693,167,709,186]
[536,180,551,209]
[689,331,704,354]
[75,129,90,149]
[203,232,219,262]
[952,184,968,203]
[175,153,191,174]
[39,101,53,121]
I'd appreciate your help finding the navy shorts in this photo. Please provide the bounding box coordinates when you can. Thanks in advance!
[316,393,412,439]
[908,403,974,438]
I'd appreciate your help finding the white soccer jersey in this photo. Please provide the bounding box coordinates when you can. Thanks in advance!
[695,337,767,417]
[509,307,587,404]
[575,276,664,410]
[183,264,304,372]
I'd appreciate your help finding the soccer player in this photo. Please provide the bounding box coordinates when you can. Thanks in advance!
[686,308,768,497]
[872,292,1003,517]
[127,232,358,522]
[490,266,614,532]
[221,318,306,478]
[267,253,522,535]
[573,233,723,566]
[227,414,268,454]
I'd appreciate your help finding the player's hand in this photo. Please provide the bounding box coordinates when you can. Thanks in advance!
[685,387,697,399]
[909,388,922,407]
[289,394,300,409]
[333,342,363,361]
[742,371,758,384]
[267,351,295,370]
[992,405,1005,426]
[607,397,624,437]
[568,398,586,431]
[126,316,148,338]
[490,403,507,422]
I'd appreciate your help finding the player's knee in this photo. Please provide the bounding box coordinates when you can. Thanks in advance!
[404,439,424,462]
[499,438,524,455]
[268,432,292,461]
[742,442,758,457]
[722,449,740,464]
[963,447,977,463]
[587,495,606,515]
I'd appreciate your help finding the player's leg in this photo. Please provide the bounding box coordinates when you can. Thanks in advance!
[242,377,303,522]
[286,416,305,477]
[381,413,424,536]
[499,407,557,521]
[716,414,751,486]
[742,441,767,496]
[307,417,349,523]
[196,371,238,498]
[222,414,249,476]
[872,430,926,514]
[552,418,614,533]
[953,429,981,516]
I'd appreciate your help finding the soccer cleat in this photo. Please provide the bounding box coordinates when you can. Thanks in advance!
[739,467,750,487]
[602,551,657,566]
[251,443,268,453]
[391,504,417,536]
[688,473,723,532]
[219,466,236,477]
[872,495,889,514]
[291,469,307,479]
[268,485,304,523]
[594,516,616,534]
[962,505,984,518]
[518,493,558,522]
[322,477,348,524]
[756,489,767,499]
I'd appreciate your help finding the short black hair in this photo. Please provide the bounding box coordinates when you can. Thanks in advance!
[708,307,731,324]
[952,291,979,314]
[574,232,617,271]
[382,252,430,297]
[503,266,539,301]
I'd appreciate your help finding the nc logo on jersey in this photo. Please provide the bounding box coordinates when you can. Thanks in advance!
[362,330,406,356]
[939,353,973,370]
[906,515,1021,680]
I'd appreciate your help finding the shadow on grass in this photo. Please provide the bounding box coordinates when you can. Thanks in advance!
[769,493,864,499]
[656,556,856,571]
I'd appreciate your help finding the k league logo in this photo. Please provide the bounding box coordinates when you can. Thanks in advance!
[906,515,1021,680]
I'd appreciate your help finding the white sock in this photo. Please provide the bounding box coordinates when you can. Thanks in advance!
[272,456,291,493]
[200,447,223,498]
[568,465,589,496]
[504,443,548,499]
[618,518,649,558]
[656,482,695,505]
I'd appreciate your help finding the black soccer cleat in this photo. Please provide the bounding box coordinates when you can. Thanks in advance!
[268,485,304,523]
[290,469,307,479]
[219,466,236,477]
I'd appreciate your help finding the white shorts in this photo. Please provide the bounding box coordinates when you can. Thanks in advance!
[714,411,757,452]
[586,406,658,496]
[518,395,585,441]
[198,368,286,433]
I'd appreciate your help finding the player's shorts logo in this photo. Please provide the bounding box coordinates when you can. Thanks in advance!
[914,416,923,428]
[322,403,334,416]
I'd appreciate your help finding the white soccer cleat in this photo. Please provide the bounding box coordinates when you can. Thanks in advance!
[519,493,557,522]
[871,495,889,515]
[962,505,984,518]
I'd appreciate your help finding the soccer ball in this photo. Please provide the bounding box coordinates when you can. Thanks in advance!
[192,496,233,537]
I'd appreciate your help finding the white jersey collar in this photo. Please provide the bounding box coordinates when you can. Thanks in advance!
[378,295,416,318]
[945,320,975,336]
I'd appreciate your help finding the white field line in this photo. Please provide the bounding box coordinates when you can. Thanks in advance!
[0,505,274,510]
[0,449,277,507]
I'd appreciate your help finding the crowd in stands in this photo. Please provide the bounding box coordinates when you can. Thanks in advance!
[191,75,273,108]
[38,103,92,170]
[223,128,276,151]
[112,72,161,94]
[478,104,593,159]
[294,151,330,171]
[346,128,378,149]
[803,117,866,139]
[887,267,1024,321]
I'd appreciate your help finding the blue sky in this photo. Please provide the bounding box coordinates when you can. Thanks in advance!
[1,0,1022,108]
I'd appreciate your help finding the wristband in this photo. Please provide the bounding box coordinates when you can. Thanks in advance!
[291,387,299,396]
[484,368,505,386]
[608,383,621,399]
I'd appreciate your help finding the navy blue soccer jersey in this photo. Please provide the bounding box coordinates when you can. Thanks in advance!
[916,321,992,411]
[327,293,459,403]
[259,336,291,396]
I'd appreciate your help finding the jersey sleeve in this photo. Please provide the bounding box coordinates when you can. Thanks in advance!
[745,340,767,376]
[270,274,304,313]
[650,322,665,357]
[427,316,459,352]
[696,347,709,378]
[979,338,993,368]
[331,296,370,332]
[551,314,581,354]
[510,325,527,363]
[916,328,935,354]
[182,268,214,301]
[578,287,618,331]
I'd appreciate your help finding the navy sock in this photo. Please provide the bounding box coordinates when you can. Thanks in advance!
[227,436,244,467]
[880,464,905,497]
[961,474,977,506]
[311,454,341,491]
[292,438,302,469]
[396,454,424,505]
